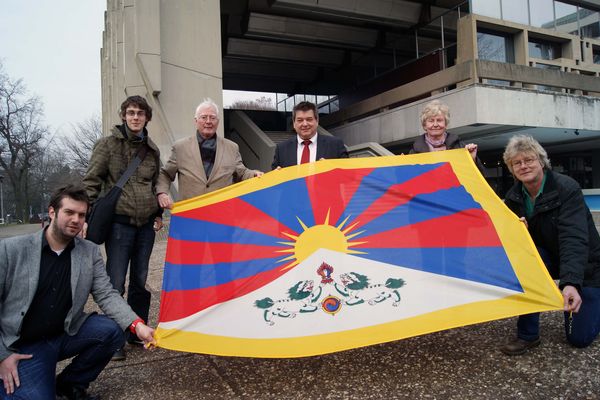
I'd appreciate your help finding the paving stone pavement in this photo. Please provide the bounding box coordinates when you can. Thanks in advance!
[90,238,600,400]
[3,224,600,399]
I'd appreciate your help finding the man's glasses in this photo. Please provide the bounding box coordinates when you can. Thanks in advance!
[511,157,538,168]
[196,115,218,122]
[125,110,146,117]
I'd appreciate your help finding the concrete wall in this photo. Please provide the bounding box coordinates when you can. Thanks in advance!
[101,0,224,160]
[329,85,600,147]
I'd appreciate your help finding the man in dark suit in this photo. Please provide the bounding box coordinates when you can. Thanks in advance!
[0,185,155,400]
[272,101,348,169]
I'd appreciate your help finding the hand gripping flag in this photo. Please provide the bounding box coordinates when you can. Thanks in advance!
[156,149,563,357]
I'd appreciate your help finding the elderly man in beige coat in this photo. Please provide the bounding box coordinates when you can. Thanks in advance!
[157,99,262,209]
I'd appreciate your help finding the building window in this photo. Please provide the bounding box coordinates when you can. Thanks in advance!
[477,29,514,86]
[594,46,600,64]
[471,0,501,19]
[530,0,555,29]
[579,8,600,39]
[472,0,600,41]
[528,38,562,60]
[554,1,579,35]
[477,30,515,63]
[501,0,529,25]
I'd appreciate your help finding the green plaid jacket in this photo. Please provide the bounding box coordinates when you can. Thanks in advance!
[83,125,161,227]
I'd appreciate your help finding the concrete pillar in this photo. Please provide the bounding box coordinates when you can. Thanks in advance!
[101,0,224,158]
[456,15,478,87]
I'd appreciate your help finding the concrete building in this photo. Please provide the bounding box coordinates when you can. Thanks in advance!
[101,0,600,196]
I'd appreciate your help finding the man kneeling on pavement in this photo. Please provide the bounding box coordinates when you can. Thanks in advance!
[0,184,156,400]
[501,135,600,356]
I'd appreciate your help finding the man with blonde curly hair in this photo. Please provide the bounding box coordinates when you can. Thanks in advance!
[500,135,600,355]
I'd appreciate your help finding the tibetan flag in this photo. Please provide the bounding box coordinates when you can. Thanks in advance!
[155,149,563,358]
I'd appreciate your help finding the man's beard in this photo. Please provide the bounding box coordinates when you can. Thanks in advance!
[50,220,80,242]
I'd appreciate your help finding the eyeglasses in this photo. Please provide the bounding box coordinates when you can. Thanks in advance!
[125,110,146,117]
[196,115,218,122]
[511,157,538,168]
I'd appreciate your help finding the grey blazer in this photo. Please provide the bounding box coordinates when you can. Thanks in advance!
[156,135,256,201]
[0,231,137,361]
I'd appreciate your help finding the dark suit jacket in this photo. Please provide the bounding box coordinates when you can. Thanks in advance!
[272,134,349,169]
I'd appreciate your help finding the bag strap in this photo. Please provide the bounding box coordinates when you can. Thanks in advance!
[114,144,150,189]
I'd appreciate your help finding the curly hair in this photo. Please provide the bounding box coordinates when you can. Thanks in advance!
[119,95,153,121]
[503,135,551,175]
[420,100,450,128]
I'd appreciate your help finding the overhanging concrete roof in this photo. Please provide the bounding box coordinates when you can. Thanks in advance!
[329,84,600,153]
[220,0,465,94]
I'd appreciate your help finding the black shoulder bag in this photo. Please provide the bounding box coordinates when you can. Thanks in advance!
[86,145,149,244]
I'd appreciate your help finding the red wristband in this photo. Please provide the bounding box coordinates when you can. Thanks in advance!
[129,318,144,334]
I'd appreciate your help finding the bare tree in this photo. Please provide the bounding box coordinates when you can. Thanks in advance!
[0,63,49,222]
[229,96,276,111]
[28,141,83,219]
[61,114,102,175]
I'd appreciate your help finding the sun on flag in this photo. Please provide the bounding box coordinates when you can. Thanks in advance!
[155,149,563,357]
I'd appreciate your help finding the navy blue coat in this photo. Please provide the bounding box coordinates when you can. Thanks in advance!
[504,170,600,289]
[272,134,348,169]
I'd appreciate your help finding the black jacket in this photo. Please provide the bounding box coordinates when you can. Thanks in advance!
[410,132,485,172]
[272,134,348,169]
[504,170,600,289]
[410,132,464,153]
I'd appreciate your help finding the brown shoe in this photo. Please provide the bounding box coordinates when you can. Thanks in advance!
[500,337,541,356]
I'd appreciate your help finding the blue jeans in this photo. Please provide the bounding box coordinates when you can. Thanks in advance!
[517,286,600,347]
[517,249,600,347]
[0,314,124,399]
[105,220,155,325]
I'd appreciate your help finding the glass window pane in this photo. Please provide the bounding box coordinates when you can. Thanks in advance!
[502,0,529,25]
[528,40,561,60]
[477,31,513,63]
[285,96,294,112]
[594,47,600,64]
[530,0,555,28]
[555,1,578,35]
[579,7,600,39]
[471,0,501,19]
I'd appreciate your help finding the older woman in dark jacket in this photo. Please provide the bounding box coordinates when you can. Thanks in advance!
[410,100,481,167]
[501,135,600,355]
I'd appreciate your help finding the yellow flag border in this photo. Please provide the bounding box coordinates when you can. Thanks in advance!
[157,149,563,358]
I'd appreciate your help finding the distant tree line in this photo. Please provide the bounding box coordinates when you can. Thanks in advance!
[0,60,279,223]
[229,96,275,111]
[0,61,100,223]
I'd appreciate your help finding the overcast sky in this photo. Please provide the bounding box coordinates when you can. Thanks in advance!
[0,1,276,137]
[0,0,106,136]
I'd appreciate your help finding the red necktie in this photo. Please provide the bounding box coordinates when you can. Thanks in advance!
[300,139,311,164]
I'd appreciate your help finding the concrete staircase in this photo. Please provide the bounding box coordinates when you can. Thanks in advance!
[265,130,295,144]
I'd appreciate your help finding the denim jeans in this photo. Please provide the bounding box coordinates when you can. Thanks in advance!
[104,220,155,326]
[517,249,600,347]
[517,287,600,347]
[0,314,124,399]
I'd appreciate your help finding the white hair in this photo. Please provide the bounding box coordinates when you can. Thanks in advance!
[195,98,219,117]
